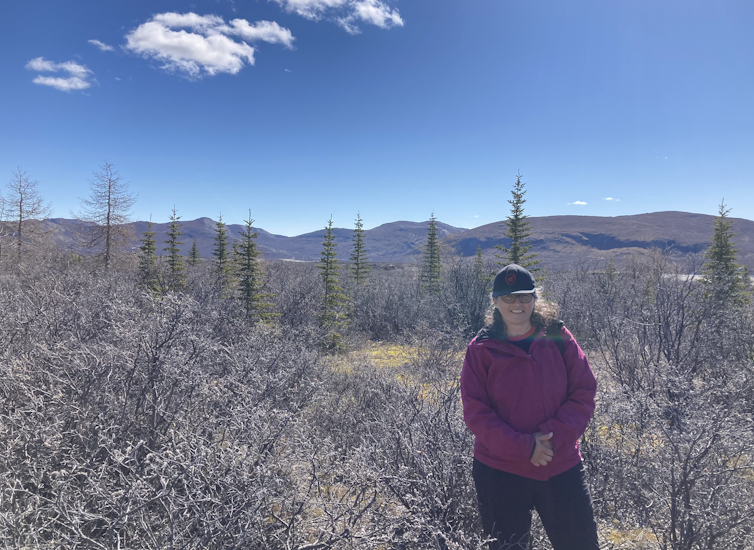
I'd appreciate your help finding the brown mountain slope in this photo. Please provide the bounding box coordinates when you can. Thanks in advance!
[36,211,754,270]
[446,211,754,270]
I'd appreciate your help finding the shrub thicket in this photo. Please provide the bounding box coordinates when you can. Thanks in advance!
[0,241,752,549]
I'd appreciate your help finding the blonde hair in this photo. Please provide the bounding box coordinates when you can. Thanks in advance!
[484,289,561,339]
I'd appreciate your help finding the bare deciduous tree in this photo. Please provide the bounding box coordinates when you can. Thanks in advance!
[75,161,136,269]
[3,167,51,265]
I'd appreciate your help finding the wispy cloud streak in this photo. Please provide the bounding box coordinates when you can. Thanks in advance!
[26,57,93,91]
[272,0,403,34]
[89,39,115,52]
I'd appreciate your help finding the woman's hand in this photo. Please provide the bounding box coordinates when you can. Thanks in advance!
[530,432,554,467]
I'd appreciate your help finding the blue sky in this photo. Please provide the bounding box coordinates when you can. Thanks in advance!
[2,0,753,235]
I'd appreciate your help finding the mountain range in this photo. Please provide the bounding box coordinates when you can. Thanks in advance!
[40,211,754,270]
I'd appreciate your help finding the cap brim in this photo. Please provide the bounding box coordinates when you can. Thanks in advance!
[491,288,536,297]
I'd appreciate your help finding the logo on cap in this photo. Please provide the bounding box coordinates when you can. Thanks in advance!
[506,273,517,285]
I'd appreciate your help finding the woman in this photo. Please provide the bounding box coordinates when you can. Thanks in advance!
[460,264,599,550]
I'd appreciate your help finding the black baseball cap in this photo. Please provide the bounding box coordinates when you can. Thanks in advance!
[492,264,536,297]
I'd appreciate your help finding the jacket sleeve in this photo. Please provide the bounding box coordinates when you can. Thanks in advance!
[460,341,535,462]
[538,326,596,452]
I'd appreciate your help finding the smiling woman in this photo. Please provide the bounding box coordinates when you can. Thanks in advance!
[460,264,599,550]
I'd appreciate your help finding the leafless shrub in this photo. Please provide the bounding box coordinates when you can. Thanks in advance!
[0,267,326,548]
[550,252,754,550]
[2,245,753,549]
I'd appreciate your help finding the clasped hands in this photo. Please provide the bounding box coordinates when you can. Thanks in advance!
[530,431,554,467]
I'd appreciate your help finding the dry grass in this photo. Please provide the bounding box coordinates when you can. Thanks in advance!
[603,527,659,549]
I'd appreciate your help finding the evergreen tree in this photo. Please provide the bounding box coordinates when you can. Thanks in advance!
[163,206,186,292]
[350,212,371,284]
[473,244,493,283]
[138,219,159,292]
[420,212,442,294]
[188,238,201,266]
[474,245,485,274]
[319,217,349,350]
[212,214,232,289]
[701,202,749,305]
[495,172,540,270]
[236,211,276,321]
[230,239,242,267]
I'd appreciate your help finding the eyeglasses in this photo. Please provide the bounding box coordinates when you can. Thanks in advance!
[499,294,534,303]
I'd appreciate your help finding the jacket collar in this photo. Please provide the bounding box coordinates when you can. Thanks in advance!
[474,323,547,355]
[475,323,545,342]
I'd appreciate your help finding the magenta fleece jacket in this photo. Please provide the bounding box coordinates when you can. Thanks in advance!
[460,325,596,481]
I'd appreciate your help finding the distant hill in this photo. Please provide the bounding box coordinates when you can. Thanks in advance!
[448,211,754,270]
[42,218,466,263]
[38,211,754,270]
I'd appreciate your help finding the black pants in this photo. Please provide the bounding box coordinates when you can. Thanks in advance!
[472,459,599,550]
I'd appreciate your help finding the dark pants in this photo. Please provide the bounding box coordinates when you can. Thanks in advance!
[472,459,599,550]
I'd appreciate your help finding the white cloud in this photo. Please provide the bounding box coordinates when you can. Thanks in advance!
[604,197,621,202]
[273,0,349,20]
[272,0,403,33]
[152,12,225,30]
[57,61,91,77]
[26,57,57,71]
[89,39,115,52]
[352,0,403,28]
[568,201,588,206]
[25,57,93,92]
[31,75,90,91]
[125,21,254,77]
[124,13,295,78]
[225,20,295,48]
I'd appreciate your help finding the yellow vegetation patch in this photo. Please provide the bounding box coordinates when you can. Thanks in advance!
[603,527,658,548]
[361,342,414,369]
[326,342,414,374]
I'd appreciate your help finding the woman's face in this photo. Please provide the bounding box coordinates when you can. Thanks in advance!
[494,294,535,330]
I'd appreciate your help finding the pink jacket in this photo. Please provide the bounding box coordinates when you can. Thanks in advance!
[460,324,596,480]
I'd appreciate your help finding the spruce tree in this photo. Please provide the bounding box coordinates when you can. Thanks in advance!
[139,219,159,292]
[350,212,371,284]
[230,240,242,267]
[474,245,484,272]
[188,238,201,266]
[163,206,186,292]
[495,172,540,270]
[420,212,442,294]
[212,214,232,289]
[319,217,349,350]
[474,245,487,279]
[701,202,749,305]
[743,265,752,293]
[236,211,276,321]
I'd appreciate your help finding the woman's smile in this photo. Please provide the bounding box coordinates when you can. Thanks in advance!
[494,294,535,336]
